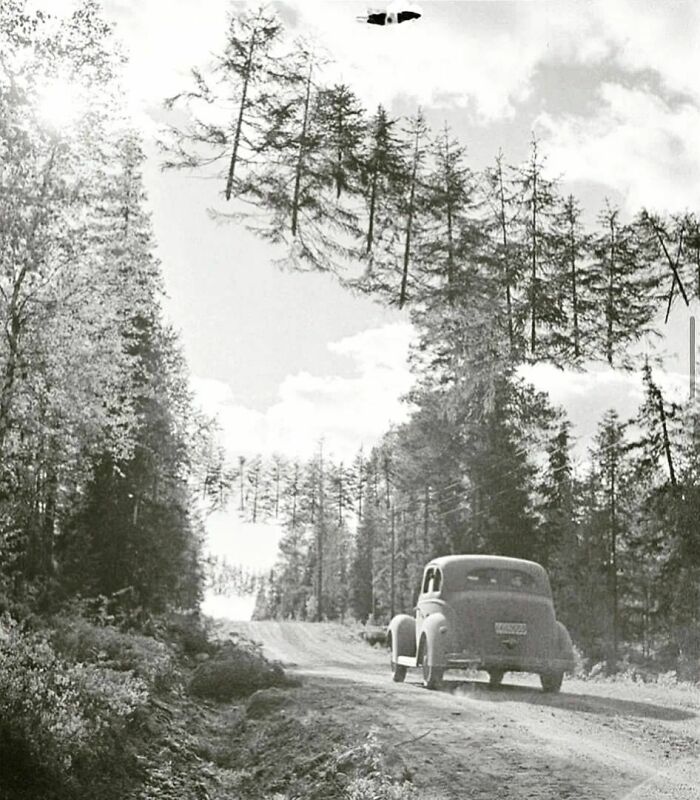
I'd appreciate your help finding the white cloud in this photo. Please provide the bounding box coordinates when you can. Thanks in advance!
[538,84,700,213]
[592,1,700,102]
[322,9,528,119]
[192,322,415,463]
[519,359,690,459]
[33,2,700,136]
[194,323,415,597]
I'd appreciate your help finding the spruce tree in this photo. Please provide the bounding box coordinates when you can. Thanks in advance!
[421,124,480,304]
[549,194,594,361]
[162,5,284,200]
[590,409,629,672]
[590,203,660,367]
[483,152,526,355]
[517,137,560,357]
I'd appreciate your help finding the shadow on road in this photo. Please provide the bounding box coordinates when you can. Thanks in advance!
[434,678,696,722]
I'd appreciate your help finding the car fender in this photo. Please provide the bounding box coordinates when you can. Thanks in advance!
[388,614,416,660]
[419,612,450,667]
[555,621,575,667]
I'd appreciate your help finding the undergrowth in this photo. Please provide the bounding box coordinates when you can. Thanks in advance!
[0,610,419,800]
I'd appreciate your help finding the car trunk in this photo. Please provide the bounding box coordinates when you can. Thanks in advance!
[448,590,556,663]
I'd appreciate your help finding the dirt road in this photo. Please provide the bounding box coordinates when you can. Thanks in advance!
[224,621,699,800]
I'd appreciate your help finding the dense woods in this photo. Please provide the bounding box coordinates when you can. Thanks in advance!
[219,366,698,680]
[0,1,220,618]
[168,6,700,679]
[0,5,251,799]
[0,1,698,797]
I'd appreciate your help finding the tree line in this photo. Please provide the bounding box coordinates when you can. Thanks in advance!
[226,366,697,677]
[164,5,700,371]
[0,1,221,619]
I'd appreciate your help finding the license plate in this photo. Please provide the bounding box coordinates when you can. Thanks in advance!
[495,622,527,636]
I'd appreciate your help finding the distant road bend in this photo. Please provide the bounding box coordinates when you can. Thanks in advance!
[226,621,700,800]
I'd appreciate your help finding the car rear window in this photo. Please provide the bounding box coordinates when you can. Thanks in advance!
[465,568,542,593]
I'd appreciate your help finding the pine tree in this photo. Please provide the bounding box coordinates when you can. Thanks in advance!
[350,506,379,621]
[420,124,480,304]
[590,409,629,672]
[630,360,680,487]
[315,83,366,199]
[590,203,660,367]
[464,376,541,558]
[518,136,560,357]
[535,418,581,630]
[637,211,690,324]
[162,5,284,200]
[549,194,594,361]
[397,110,429,308]
[483,152,525,354]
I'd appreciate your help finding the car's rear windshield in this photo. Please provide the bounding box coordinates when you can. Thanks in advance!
[463,568,546,594]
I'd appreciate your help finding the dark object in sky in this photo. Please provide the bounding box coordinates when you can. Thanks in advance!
[362,10,422,26]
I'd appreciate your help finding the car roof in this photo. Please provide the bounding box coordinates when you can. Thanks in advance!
[427,554,545,572]
[426,555,550,589]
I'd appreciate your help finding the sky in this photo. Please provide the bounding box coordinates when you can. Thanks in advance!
[28,0,700,615]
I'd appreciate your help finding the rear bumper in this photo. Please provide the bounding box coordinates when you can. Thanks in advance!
[444,653,574,674]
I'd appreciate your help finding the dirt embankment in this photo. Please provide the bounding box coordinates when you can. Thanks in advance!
[223,621,700,800]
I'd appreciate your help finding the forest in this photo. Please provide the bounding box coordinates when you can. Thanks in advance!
[0,0,226,620]
[1,1,699,797]
[0,5,256,798]
[164,5,700,679]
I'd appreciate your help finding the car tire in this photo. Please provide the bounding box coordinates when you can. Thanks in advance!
[391,661,407,682]
[421,642,444,690]
[422,662,444,690]
[488,669,505,688]
[540,670,563,693]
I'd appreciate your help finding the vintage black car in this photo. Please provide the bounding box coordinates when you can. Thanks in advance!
[388,555,575,692]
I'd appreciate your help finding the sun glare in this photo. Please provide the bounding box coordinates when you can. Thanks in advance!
[36,76,85,131]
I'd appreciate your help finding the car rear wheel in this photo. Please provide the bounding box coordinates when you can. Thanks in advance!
[540,670,564,693]
[488,669,505,688]
[422,661,444,690]
[418,636,444,690]
[391,661,407,682]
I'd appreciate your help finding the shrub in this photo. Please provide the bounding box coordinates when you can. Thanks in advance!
[189,641,287,701]
[344,730,419,800]
[51,614,178,691]
[0,619,148,799]
[159,610,214,656]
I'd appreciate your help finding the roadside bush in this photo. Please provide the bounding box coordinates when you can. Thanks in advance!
[51,614,179,691]
[344,730,419,800]
[0,619,148,799]
[189,640,287,701]
[159,609,214,656]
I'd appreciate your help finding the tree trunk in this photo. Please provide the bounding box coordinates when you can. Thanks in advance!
[291,64,313,237]
[606,218,616,366]
[497,166,514,351]
[656,389,677,485]
[399,133,420,308]
[225,32,257,200]
[530,166,538,354]
[569,214,580,359]
[366,166,378,253]
[316,444,324,620]
[609,457,618,673]
[390,504,396,618]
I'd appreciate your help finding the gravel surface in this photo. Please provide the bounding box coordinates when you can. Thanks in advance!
[221,621,700,800]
